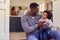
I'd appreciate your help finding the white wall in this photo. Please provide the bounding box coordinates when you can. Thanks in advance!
[53,0,60,27]
[10,0,45,17]
[10,0,44,7]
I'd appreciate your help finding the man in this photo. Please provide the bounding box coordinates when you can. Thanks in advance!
[21,2,60,40]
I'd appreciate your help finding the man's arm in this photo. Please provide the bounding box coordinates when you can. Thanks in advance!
[21,16,38,33]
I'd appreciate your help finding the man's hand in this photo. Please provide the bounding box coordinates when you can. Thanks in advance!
[38,21,43,28]
[38,21,48,28]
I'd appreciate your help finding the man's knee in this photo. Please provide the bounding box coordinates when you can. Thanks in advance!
[50,30,60,40]
[27,36,38,40]
[50,30,60,36]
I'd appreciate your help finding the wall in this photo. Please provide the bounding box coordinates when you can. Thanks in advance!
[10,0,44,17]
[10,0,44,7]
[53,0,60,27]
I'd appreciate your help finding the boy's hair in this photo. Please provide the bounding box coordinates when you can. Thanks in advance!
[30,2,39,8]
[43,10,53,19]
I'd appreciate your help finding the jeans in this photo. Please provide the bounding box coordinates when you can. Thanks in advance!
[39,27,51,40]
[27,30,60,40]
[27,33,39,40]
[49,30,60,40]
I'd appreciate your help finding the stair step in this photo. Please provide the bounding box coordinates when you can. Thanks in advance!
[10,32,26,40]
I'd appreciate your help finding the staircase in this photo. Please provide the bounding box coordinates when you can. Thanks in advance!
[9,32,56,40]
[10,32,26,40]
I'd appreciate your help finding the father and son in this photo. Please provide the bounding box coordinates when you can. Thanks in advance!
[21,2,60,40]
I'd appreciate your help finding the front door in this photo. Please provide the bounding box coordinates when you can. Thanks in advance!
[0,0,9,40]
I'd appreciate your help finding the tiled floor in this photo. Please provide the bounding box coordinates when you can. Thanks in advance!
[9,32,26,40]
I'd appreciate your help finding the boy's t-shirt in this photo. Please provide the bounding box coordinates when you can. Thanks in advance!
[38,18,53,27]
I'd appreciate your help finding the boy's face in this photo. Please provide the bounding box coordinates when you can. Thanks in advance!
[42,12,48,19]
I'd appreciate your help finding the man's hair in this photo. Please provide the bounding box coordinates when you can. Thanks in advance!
[30,2,39,8]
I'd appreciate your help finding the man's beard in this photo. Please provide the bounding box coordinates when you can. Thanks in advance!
[32,13,37,16]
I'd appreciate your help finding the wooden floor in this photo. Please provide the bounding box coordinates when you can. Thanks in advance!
[9,32,26,40]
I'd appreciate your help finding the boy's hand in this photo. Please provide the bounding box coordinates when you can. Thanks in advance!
[43,22,48,28]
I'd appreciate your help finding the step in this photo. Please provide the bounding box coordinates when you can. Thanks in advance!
[10,32,26,40]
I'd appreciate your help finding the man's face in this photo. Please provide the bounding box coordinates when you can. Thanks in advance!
[30,6,39,15]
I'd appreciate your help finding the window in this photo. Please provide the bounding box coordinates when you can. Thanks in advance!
[39,3,44,12]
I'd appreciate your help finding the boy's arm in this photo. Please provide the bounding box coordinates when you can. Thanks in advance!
[48,20,53,27]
